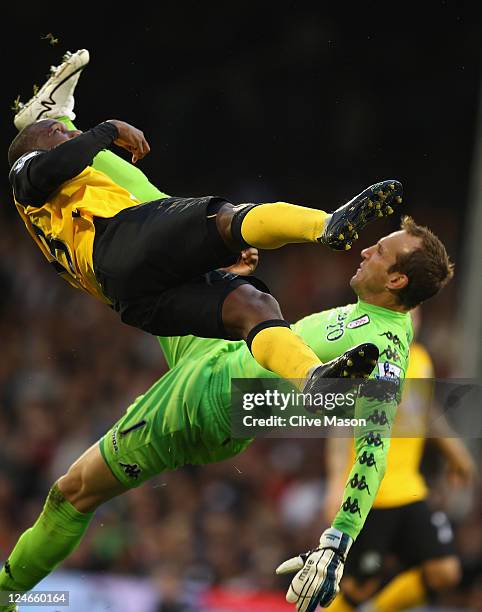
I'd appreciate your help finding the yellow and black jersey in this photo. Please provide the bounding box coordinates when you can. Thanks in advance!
[9,122,140,302]
[348,341,435,508]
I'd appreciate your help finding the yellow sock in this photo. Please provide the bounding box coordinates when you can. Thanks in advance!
[325,593,354,612]
[241,202,329,249]
[250,324,321,386]
[372,568,427,611]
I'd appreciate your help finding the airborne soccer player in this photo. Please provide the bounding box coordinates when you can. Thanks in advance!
[8,50,406,397]
[1,51,454,612]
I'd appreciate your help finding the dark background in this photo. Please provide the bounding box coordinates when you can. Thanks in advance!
[1,3,481,610]
[2,4,480,220]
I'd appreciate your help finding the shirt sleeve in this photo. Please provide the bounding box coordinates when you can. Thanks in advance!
[9,121,119,206]
[331,379,402,540]
[292,307,412,540]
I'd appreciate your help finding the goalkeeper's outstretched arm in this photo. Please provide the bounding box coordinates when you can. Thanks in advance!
[276,385,397,610]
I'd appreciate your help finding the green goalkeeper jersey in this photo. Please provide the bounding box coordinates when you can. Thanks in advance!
[221,299,412,539]
[155,298,412,540]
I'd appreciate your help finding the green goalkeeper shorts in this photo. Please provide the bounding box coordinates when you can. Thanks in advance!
[99,334,252,488]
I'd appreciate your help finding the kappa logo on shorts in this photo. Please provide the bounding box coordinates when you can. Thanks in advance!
[119,462,142,479]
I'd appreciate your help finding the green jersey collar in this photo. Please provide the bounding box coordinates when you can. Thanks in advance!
[357,299,411,322]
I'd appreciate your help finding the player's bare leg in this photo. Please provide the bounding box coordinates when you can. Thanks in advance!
[57,443,127,512]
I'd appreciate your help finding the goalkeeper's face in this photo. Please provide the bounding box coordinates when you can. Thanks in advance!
[350,230,421,299]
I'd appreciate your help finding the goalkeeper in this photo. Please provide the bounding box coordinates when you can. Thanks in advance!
[1,51,453,612]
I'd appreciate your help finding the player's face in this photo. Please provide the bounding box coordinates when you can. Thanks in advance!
[35,119,82,150]
[350,230,421,297]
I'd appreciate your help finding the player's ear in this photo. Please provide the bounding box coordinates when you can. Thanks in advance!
[386,271,408,291]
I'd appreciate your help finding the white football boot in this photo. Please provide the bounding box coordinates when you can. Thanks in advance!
[14,49,90,130]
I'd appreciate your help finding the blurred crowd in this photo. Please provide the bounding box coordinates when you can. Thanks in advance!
[0,4,479,610]
[0,202,481,611]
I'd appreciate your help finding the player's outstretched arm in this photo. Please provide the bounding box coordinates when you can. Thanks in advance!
[276,381,398,609]
[58,117,169,202]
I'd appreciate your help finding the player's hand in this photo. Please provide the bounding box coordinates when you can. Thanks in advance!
[221,248,259,276]
[107,119,151,163]
[276,528,353,610]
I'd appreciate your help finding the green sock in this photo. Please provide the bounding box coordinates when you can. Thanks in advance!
[56,116,170,203]
[0,485,93,601]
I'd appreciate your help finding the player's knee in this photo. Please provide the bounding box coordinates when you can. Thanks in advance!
[56,466,85,507]
[423,556,462,591]
[223,284,282,339]
[56,461,100,513]
[247,290,282,321]
[215,203,237,248]
[216,202,258,251]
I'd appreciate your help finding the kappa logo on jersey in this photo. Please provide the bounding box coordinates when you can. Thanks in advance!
[342,496,362,517]
[379,330,402,347]
[359,451,378,470]
[347,314,370,330]
[365,432,384,448]
[348,473,371,495]
[377,361,402,379]
[380,345,401,363]
[367,409,389,426]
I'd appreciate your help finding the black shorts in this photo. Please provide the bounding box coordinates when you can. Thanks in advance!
[93,196,268,339]
[345,500,456,580]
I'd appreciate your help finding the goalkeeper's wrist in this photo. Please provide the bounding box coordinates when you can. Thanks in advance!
[319,527,353,561]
